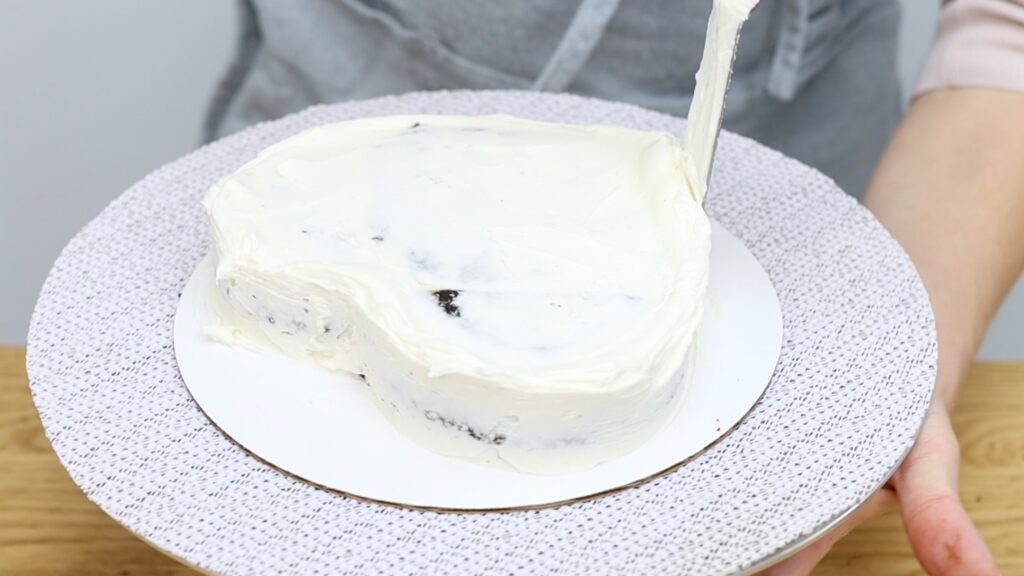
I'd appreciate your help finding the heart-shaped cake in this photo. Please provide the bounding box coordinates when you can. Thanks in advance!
[203,114,710,474]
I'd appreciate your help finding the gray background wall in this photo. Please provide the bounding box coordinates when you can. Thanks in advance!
[1,1,1020,358]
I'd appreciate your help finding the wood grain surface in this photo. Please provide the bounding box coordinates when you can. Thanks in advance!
[2,346,1021,575]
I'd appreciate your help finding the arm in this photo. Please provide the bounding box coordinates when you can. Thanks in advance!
[864,7,1024,573]
[886,1,1024,397]
[763,86,1024,576]
[760,2,1024,573]
[865,87,1024,412]
[861,84,1024,576]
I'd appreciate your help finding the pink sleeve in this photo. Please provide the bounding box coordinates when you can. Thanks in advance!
[914,0,1024,97]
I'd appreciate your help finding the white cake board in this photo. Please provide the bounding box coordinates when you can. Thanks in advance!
[174,220,781,510]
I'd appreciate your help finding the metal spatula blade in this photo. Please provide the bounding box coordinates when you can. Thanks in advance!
[684,0,761,204]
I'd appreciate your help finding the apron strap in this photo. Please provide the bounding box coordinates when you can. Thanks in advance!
[532,0,621,92]
[768,0,841,100]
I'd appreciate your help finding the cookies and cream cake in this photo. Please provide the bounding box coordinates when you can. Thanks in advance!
[203,114,711,474]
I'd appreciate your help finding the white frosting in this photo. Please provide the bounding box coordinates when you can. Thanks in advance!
[204,115,709,473]
[202,0,755,474]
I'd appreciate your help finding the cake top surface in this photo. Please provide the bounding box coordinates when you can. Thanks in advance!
[205,114,710,392]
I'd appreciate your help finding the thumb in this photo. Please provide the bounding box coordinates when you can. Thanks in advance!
[894,404,999,576]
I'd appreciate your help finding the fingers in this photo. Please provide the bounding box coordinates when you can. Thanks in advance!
[895,405,999,576]
[757,402,998,576]
[756,488,898,576]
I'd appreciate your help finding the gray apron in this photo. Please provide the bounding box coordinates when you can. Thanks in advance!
[206,0,902,197]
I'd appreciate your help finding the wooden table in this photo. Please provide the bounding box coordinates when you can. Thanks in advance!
[1,346,1020,575]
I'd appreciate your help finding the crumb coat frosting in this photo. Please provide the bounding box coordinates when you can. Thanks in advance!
[204,114,710,473]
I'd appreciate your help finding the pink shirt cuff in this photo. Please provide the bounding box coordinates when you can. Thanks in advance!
[914,0,1024,97]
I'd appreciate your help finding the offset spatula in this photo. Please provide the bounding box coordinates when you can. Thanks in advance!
[684,0,761,204]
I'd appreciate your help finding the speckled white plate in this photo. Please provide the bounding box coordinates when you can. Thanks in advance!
[27,91,936,576]
[173,219,782,511]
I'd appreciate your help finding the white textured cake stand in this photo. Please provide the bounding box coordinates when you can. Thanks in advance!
[27,91,936,576]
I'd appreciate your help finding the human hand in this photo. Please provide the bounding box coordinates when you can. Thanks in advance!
[756,400,998,575]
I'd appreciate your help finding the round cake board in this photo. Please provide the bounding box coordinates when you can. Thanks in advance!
[173,220,782,511]
[27,90,936,576]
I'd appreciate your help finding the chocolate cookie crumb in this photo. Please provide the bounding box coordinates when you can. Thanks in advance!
[432,289,461,317]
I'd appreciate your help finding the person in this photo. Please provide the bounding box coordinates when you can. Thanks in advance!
[205,1,1023,573]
